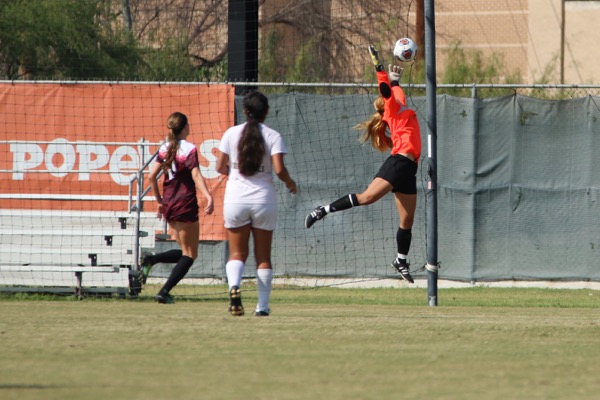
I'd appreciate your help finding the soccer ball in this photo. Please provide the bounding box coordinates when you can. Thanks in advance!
[393,38,418,62]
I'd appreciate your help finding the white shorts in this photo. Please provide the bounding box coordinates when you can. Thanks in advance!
[223,202,278,230]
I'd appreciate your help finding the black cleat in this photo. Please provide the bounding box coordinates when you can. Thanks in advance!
[228,286,244,316]
[156,293,175,304]
[305,206,327,228]
[391,259,414,283]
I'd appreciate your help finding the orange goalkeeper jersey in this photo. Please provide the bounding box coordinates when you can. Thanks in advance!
[376,70,421,162]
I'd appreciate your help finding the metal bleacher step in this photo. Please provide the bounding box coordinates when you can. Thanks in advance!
[0,210,165,295]
[0,264,130,297]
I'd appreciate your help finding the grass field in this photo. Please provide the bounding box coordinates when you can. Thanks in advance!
[1,286,599,400]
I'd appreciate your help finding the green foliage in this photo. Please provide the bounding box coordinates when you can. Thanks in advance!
[286,35,327,84]
[528,54,572,99]
[442,41,522,85]
[0,0,225,82]
[259,32,334,94]
[532,53,559,85]
[259,31,283,83]
[0,0,142,80]
[137,39,200,82]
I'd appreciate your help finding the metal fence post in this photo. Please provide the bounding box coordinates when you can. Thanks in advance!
[425,0,439,306]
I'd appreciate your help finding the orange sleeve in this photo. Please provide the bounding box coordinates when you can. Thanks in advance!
[376,70,401,114]
[392,85,407,107]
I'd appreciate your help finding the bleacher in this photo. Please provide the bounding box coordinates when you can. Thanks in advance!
[0,209,160,297]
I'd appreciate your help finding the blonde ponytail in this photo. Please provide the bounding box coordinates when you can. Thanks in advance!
[354,97,392,152]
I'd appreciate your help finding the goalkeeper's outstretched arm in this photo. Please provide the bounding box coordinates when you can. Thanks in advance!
[368,45,385,72]
[369,45,393,99]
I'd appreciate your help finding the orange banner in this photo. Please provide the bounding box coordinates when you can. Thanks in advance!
[0,82,234,240]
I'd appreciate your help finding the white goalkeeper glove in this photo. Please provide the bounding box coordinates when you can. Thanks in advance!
[388,64,404,82]
[368,45,384,72]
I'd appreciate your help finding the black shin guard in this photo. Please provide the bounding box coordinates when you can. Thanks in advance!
[396,227,412,255]
[159,255,194,295]
[329,193,359,213]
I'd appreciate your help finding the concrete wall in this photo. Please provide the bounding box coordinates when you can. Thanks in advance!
[562,1,600,83]
[436,0,600,84]
[435,0,529,81]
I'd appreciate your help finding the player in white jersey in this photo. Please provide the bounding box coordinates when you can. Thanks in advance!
[216,91,297,316]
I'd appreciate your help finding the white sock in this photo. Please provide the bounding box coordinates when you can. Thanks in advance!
[256,268,273,312]
[397,254,407,261]
[226,259,245,289]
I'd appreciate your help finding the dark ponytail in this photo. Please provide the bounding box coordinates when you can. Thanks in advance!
[238,91,268,176]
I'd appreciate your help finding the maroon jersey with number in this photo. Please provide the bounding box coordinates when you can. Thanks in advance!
[156,139,199,222]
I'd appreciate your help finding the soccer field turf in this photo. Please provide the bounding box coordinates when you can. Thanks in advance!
[0,287,599,400]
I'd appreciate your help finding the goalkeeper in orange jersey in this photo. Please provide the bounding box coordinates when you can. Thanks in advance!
[304,44,421,283]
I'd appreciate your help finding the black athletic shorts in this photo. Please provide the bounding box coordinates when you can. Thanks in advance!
[375,154,418,194]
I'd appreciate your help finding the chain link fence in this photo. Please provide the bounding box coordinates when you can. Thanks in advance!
[247,82,600,100]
